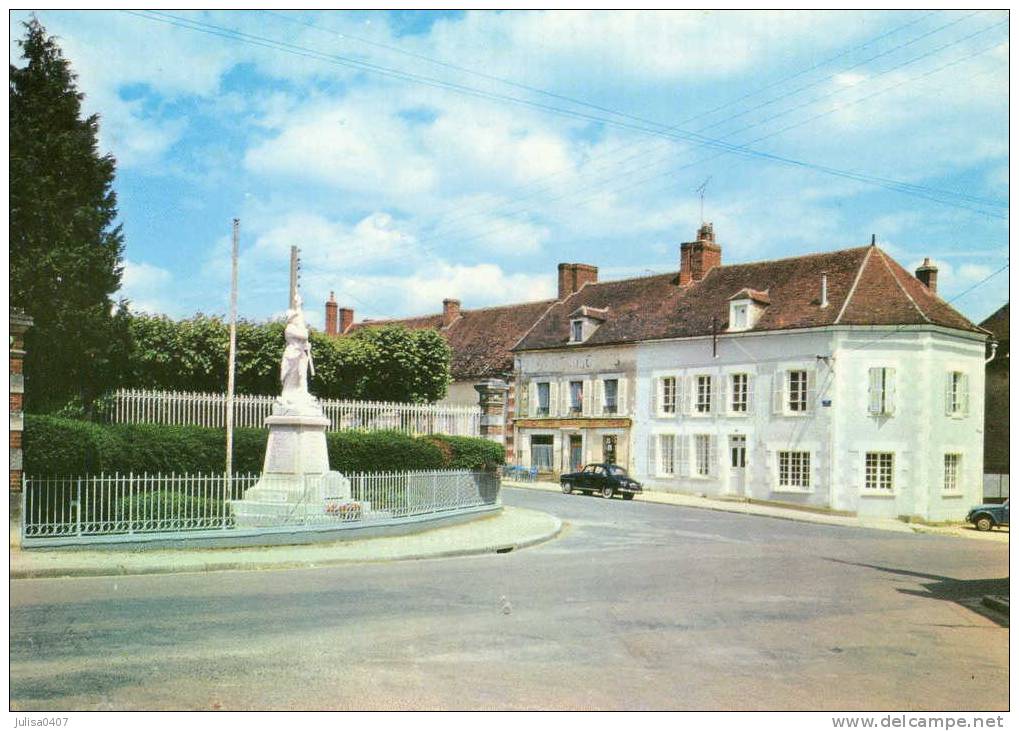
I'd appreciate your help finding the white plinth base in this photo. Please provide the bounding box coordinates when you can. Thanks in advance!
[229,471,359,528]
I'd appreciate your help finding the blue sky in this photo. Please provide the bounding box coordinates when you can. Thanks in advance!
[10,10,1009,328]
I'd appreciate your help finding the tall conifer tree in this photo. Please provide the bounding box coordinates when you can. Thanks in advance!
[10,18,130,412]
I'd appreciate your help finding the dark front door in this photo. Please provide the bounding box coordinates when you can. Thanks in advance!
[569,434,583,472]
[603,435,617,465]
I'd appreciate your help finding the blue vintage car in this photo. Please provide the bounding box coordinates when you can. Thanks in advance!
[967,499,1009,531]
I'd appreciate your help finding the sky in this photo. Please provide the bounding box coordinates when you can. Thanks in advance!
[9,9,1009,328]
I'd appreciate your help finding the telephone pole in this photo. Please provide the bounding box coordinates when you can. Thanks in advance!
[225,218,239,489]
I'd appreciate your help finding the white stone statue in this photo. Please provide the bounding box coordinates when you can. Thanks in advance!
[280,293,316,407]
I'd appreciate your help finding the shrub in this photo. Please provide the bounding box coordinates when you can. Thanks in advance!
[114,490,228,527]
[23,415,504,477]
[426,435,505,472]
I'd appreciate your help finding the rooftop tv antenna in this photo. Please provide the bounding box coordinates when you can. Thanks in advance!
[696,176,712,224]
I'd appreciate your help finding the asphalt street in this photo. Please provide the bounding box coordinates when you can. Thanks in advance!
[10,487,1009,711]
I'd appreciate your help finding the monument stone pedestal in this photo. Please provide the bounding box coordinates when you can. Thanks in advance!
[229,398,360,528]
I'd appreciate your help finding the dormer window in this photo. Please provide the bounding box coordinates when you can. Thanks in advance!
[567,305,608,344]
[727,288,769,332]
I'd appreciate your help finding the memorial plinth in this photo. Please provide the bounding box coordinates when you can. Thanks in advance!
[229,399,360,528]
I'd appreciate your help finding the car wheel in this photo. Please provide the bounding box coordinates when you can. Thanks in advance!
[622,492,634,501]
[601,485,614,499]
[975,515,994,532]
[561,481,573,495]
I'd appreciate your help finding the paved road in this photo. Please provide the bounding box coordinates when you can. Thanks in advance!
[10,488,1008,711]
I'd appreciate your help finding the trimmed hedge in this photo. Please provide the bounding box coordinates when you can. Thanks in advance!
[23,415,504,476]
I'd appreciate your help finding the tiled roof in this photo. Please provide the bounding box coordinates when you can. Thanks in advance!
[346,298,556,379]
[980,302,1009,342]
[514,245,985,352]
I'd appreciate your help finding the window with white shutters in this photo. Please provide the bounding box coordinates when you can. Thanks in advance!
[659,435,676,475]
[946,371,969,417]
[569,381,583,415]
[603,379,619,414]
[536,382,550,416]
[662,377,677,414]
[695,375,712,414]
[694,434,712,476]
[867,367,896,416]
[730,373,749,414]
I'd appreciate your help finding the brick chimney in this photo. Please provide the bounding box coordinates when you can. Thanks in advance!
[557,263,598,300]
[338,307,354,334]
[443,298,461,327]
[915,257,938,293]
[324,292,338,335]
[679,222,722,286]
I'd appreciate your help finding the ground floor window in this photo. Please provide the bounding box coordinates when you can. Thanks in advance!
[603,435,618,465]
[864,452,894,492]
[944,453,961,492]
[530,435,553,471]
[694,434,712,476]
[659,434,676,475]
[778,451,810,489]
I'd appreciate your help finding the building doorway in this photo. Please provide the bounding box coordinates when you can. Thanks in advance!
[568,434,584,472]
[603,435,618,465]
[729,434,747,496]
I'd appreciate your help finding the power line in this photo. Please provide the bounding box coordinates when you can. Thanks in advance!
[126,10,1005,216]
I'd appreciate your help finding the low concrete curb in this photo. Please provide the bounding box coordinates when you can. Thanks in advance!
[10,506,563,580]
[503,480,999,538]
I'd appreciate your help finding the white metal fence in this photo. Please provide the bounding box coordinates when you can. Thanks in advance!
[21,469,500,546]
[103,388,481,436]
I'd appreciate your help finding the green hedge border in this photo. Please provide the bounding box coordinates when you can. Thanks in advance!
[23,415,504,476]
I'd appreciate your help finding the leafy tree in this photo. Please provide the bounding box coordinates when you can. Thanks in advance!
[122,314,452,403]
[10,18,127,412]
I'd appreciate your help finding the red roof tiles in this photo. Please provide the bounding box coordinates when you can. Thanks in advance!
[515,245,984,352]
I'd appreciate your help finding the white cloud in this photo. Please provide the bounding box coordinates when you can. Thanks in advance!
[119,260,176,314]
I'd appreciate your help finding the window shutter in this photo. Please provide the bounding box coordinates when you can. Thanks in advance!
[710,376,719,414]
[708,435,719,477]
[650,377,659,417]
[746,375,755,414]
[647,434,657,477]
[618,377,628,415]
[561,381,570,416]
[677,436,689,477]
[593,379,603,416]
[528,382,537,417]
[848,449,861,494]
[809,451,819,492]
[549,381,559,416]
[772,371,785,415]
[944,372,953,416]
[582,378,593,416]
[885,368,896,415]
[719,376,728,415]
[961,374,970,417]
[679,376,690,416]
[868,368,882,415]
[765,448,776,489]
[806,370,817,413]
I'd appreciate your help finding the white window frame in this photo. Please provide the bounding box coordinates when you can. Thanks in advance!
[693,434,713,477]
[601,378,619,415]
[568,380,584,415]
[661,376,677,415]
[946,370,969,418]
[777,451,811,491]
[694,375,713,415]
[729,373,750,415]
[570,319,584,343]
[536,381,551,416]
[943,453,962,494]
[788,370,808,413]
[867,367,896,416]
[659,434,676,476]
[863,452,895,494]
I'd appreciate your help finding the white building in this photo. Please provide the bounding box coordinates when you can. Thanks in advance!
[512,224,989,522]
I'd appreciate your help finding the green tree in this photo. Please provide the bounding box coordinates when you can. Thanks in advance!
[10,18,127,412]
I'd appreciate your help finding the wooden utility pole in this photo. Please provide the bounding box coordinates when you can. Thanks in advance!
[225,218,239,489]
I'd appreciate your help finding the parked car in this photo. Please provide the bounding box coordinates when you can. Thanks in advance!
[967,499,1009,531]
[560,463,642,500]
